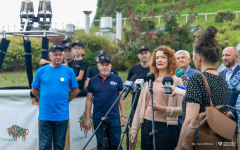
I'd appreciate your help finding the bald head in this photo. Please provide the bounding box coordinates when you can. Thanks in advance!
[222,47,238,70]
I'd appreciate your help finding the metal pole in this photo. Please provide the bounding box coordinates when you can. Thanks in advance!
[117,88,141,150]
[150,90,156,150]
[116,12,122,42]
[83,11,92,34]
[82,89,126,150]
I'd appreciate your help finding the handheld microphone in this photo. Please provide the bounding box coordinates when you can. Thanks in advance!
[122,75,138,100]
[162,76,174,94]
[146,73,155,91]
[175,68,189,82]
[134,74,146,90]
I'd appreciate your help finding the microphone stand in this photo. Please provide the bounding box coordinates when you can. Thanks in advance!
[226,105,240,112]
[117,88,141,150]
[149,88,156,150]
[82,88,126,150]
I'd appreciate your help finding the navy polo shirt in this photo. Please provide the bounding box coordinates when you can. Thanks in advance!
[88,73,123,120]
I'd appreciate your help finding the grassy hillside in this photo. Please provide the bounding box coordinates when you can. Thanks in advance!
[93,0,240,68]
[180,0,240,14]
[95,0,240,19]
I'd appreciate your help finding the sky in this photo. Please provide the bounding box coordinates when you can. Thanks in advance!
[0,0,98,31]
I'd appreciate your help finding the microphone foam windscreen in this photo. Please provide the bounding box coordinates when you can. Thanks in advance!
[138,74,146,82]
[130,74,138,82]
[162,76,174,85]
[146,73,155,82]
[175,68,185,77]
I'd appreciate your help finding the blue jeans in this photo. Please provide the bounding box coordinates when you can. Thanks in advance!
[39,120,68,150]
[93,118,122,150]
[141,119,177,150]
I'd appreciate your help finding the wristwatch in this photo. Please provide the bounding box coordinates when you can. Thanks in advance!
[121,115,127,119]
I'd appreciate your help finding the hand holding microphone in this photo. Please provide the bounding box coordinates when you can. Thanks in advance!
[175,68,189,84]
[169,85,186,96]
[162,77,174,94]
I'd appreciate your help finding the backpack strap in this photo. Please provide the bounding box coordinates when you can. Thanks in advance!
[200,73,214,107]
[200,73,225,109]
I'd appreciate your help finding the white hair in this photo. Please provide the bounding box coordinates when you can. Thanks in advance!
[175,50,190,58]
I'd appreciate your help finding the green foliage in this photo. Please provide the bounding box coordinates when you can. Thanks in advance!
[95,0,240,23]
[141,19,156,31]
[111,1,197,68]
[215,9,236,23]
[1,30,115,71]
[217,17,240,50]
[94,0,132,19]
[2,37,42,71]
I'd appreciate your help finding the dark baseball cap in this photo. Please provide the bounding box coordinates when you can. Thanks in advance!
[99,55,111,63]
[96,50,107,57]
[50,44,63,52]
[72,40,84,48]
[62,42,72,49]
[138,45,149,53]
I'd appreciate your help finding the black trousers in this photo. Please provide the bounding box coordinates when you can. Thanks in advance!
[141,119,178,150]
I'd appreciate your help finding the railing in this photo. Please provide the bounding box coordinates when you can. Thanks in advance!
[94,11,240,26]
[1,11,240,33]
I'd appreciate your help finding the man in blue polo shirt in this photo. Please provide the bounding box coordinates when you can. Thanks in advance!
[85,55,126,150]
[31,44,79,150]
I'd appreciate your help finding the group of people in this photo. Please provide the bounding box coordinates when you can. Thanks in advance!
[31,25,239,150]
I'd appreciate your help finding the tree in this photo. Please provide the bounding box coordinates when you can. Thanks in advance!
[111,0,198,68]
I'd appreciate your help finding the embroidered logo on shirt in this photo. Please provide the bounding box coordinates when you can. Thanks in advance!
[110,81,117,86]
[60,77,64,81]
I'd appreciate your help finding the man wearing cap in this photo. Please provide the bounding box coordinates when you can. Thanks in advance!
[31,44,79,150]
[127,45,150,150]
[40,42,74,66]
[62,42,74,67]
[85,55,126,150]
[85,50,118,89]
[69,40,88,95]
